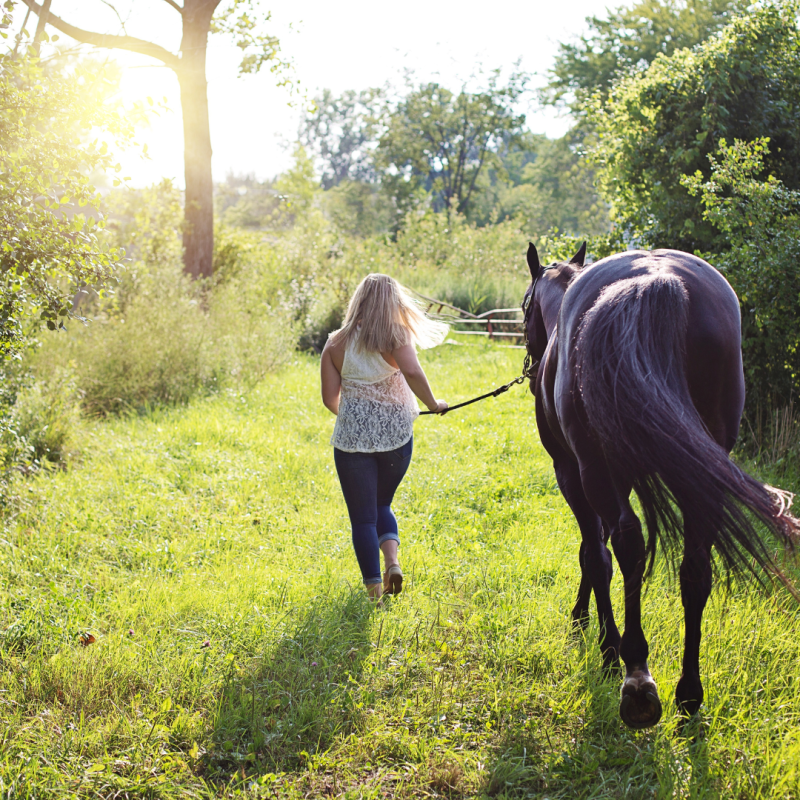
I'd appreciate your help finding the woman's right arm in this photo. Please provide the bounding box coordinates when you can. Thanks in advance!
[320,340,341,415]
[391,343,448,414]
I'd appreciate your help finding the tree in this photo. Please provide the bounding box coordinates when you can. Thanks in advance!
[592,1,800,252]
[20,0,288,279]
[469,130,610,235]
[544,0,740,114]
[0,51,135,361]
[299,88,385,190]
[375,73,527,223]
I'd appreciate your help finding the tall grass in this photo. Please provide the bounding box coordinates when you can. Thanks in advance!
[0,367,82,477]
[27,184,296,417]
[32,276,294,416]
[0,345,798,797]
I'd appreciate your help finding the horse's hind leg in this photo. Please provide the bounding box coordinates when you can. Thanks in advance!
[570,520,610,633]
[554,460,620,667]
[571,541,592,632]
[581,465,662,729]
[675,528,712,716]
[610,501,663,729]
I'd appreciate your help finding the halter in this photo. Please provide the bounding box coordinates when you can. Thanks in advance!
[521,264,558,381]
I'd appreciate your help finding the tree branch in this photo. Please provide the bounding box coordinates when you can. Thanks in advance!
[160,0,184,13]
[33,0,51,47]
[19,0,181,69]
[99,1,129,34]
[12,4,32,57]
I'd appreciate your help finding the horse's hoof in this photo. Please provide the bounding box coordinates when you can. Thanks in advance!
[675,675,703,718]
[619,669,662,729]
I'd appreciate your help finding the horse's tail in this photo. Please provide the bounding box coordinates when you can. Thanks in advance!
[575,273,798,592]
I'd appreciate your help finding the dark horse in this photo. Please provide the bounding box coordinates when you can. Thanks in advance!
[523,243,798,729]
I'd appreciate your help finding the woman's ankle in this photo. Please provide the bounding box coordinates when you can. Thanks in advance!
[366,582,383,601]
[379,540,400,571]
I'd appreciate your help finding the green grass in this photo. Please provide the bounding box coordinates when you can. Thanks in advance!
[1,343,799,798]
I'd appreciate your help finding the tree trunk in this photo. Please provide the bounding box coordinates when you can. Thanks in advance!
[177,2,217,280]
[20,0,223,280]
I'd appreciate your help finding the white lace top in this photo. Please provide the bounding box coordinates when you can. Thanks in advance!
[331,339,419,453]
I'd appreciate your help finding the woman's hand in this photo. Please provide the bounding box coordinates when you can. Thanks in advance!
[430,400,448,415]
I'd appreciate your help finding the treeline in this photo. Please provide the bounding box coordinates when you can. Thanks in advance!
[1,0,800,488]
[218,76,611,240]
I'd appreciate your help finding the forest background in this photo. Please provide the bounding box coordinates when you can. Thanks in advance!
[1,0,800,487]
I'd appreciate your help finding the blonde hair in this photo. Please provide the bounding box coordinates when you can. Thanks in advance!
[330,274,448,353]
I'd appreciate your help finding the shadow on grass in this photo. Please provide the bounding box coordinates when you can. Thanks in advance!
[478,641,655,800]
[480,668,715,800]
[203,585,375,786]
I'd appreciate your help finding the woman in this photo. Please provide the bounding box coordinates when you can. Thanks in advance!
[321,274,449,601]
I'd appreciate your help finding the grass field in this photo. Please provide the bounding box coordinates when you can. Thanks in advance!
[1,343,799,799]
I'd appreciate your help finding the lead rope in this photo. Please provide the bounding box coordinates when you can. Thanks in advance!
[419,288,540,416]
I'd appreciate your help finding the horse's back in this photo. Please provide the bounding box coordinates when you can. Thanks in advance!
[563,250,738,329]
[559,249,744,451]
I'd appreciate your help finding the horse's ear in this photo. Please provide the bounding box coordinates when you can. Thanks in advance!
[527,242,542,280]
[569,241,587,267]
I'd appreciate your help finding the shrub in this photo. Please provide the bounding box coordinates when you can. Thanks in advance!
[279,276,347,353]
[2,369,81,470]
[593,1,800,253]
[31,184,296,416]
[0,365,82,501]
[683,137,800,421]
[390,212,530,314]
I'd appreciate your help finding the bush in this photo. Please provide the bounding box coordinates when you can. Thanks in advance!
[0,365,82,500]
[32,273,294,416]
[279,276,348,353]
[269,210,541,345]
[3,370,81,469]
[593,1,800,253]
[390,212,531,314]
[683,137,800,422]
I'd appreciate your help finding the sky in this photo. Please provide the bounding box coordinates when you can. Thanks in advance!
[20,0,614,187]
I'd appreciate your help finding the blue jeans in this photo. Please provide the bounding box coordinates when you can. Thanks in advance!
[333,437,413,585]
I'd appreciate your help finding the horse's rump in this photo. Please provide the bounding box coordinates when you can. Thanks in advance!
[574,269,797,589]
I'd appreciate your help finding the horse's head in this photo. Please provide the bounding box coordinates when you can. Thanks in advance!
[522,241,587,381]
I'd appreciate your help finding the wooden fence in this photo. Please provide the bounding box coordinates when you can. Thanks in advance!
[409,290,525,345]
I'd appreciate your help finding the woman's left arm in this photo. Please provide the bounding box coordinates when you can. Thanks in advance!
[320,340,341,415]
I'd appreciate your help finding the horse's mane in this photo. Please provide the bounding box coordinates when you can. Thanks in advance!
[553,261,581,285]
